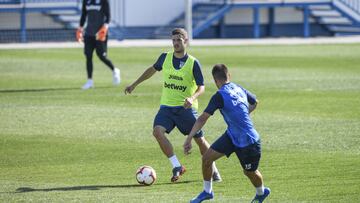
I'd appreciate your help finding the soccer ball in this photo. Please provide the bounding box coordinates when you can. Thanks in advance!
[136,165,157,186]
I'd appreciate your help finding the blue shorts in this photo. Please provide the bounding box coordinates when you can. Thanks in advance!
[153,106,203,138]
[211,132,261,171]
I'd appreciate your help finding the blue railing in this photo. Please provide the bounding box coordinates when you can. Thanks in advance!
[0,0,81,42]
[336,0,360,15]
[0,0,81,8]
[192,0,232,5]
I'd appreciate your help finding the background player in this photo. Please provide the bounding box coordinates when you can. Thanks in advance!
[76,0,120,90]
[184,64,270,203]
[124,28,221,183]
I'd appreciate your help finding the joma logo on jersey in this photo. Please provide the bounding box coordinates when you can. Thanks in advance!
[168,75,183,81]
[164,82,187,92]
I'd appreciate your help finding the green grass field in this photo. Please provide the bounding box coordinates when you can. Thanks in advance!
[1,44,360,202]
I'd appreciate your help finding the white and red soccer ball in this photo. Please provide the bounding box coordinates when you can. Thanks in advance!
[136,165,157,186]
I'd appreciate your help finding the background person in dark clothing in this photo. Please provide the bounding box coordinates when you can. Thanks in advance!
[76,0,120,90]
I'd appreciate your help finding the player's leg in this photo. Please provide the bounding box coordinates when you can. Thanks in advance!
[246,170,270,203]
[236,142,270,202]
[202,148,224,184]
[193,136,221,182]
[95,36,114,70]
[177,108,221,181]
[153,125,174,158]
[190,133,231,203]
[244,169,263,188]
[153,107,184,182]
[95,37,120,85]
[82,36,96,89]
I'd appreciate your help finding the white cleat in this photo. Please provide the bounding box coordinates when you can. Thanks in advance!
[82,79,94,90]
[113,67,121,85]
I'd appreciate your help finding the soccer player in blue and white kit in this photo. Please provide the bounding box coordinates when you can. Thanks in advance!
[184,64,270,203]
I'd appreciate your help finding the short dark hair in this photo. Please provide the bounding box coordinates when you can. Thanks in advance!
[171,28,188,39]
[212,64,229,81]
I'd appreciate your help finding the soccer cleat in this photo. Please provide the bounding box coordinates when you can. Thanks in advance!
[251,187,270,203]
[190,190,214,203]
[171,165,186,182]
[212,171,222,182]
[82,79,94,90]
[113,68,121,85]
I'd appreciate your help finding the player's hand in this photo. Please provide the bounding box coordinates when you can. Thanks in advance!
[124,85,135,95]
[96,24,108,41]
[76,27,83,42]
[183,97,194,109]
[183,136,193,155]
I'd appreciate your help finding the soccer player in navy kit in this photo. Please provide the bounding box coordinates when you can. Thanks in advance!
[184,64,270,203]
[76,0,120,90]
[125,28,221,183]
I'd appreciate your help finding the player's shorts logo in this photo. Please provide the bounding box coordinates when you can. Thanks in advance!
[245,164,252,170]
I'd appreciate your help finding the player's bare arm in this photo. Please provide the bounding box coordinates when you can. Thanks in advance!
[184,85,205,109]
[124,66,157,94]
[183,112,211,155]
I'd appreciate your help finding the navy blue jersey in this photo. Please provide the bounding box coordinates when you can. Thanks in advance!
[153,53,204,86]
[80,0,110,36]
[204,82,259,148]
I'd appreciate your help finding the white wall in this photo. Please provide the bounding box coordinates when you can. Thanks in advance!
[0,12,63,29]
[109,0,316,27]
[110,0,185,26]
[225,7,315,24]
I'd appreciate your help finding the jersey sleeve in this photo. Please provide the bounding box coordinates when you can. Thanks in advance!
[153,53,166,71]
[237,84,257,105]
[193,60,204,86]
[204,92,224,115]
[79,0,87,27]
[244,89,257,105]
[102,0,110,24]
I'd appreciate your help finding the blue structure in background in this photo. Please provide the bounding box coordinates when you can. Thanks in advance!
[0,0,81,42]
[187,0,360,39]
[0,0,359,43]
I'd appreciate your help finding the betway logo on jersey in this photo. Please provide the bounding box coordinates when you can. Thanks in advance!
[86,5,101,11]
[164,82,187,92]
[168,74,183,81]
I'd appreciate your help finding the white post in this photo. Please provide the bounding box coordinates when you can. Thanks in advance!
[185,0,193,42]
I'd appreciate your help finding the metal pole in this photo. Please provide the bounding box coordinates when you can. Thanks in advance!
[253,7,260,38]
[185,0,193,42]
[303,5,310,38]
[268,7,275,37]
[20,0,27,43]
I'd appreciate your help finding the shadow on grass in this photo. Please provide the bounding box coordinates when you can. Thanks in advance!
[15,180,198,193]
[0,86,112,94]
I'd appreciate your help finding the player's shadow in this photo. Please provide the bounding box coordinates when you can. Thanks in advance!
[15,180,197,193]
[0,86,112,94]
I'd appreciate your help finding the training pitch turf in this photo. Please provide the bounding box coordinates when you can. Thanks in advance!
[0,44,359,202]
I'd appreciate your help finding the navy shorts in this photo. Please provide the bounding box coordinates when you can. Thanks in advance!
[211,132,261,171]
[153,106,203,138]
[84,35,108,56]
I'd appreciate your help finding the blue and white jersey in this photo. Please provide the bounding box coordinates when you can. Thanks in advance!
[204,82,260,148]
